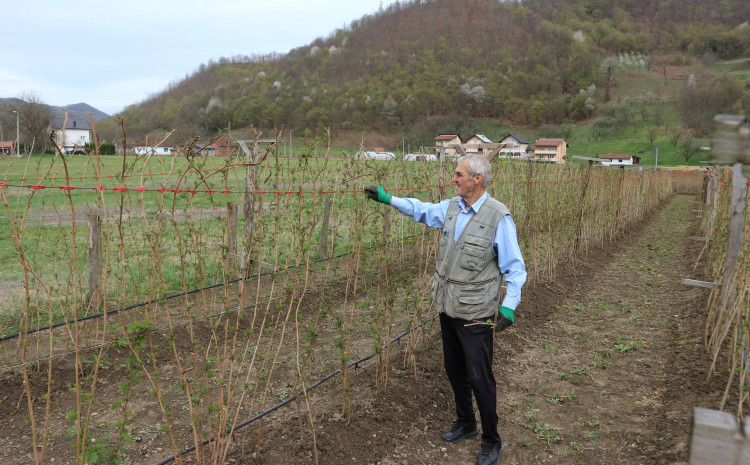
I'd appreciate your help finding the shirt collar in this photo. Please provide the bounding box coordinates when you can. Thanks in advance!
[458,191,488,213]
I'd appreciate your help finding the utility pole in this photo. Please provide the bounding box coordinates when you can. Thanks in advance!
[13,111,19,157]
[655,146,658,168]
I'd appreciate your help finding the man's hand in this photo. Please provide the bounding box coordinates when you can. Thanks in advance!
[497,306,514,332]
[364,186,392,204]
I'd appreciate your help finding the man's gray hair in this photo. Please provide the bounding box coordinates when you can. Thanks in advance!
[458,154,492,188]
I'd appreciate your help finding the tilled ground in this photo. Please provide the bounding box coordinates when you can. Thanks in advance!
[0,193,727,465]
[244,194,725,465]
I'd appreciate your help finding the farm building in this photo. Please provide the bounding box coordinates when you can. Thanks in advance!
[49,116,92,154]
[533,138,568,163]
[0,141,14,155]
[600,154,641,166]
[133,137,176,156]
[497,134,531,159]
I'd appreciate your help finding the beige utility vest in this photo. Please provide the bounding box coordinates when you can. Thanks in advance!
[431,196,510,321]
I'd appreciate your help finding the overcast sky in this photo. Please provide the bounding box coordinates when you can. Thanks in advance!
[1,0,395,115]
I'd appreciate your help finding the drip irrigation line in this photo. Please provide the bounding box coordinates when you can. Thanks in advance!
[0,255,434,371]
[152,312,440,465]
[0,231,433,343]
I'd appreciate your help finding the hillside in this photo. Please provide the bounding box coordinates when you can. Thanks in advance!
[53,102,110,121]
[96,0,750,145]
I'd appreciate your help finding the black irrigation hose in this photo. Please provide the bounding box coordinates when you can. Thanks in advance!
[0,231,432,342]
[0,255,434,371]
[153,313,440,465]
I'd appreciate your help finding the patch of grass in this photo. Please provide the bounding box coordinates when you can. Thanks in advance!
[614,340,643,353]
[545,392,577,405]
[557,366,591,383]
[590,349,612,369]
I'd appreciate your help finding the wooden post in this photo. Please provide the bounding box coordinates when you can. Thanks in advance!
[720,162,748,308]
[87,210,102,310]
[227,203,238,272]
[319,195,331,260]
[689,407,747,465]
[236,139,274,277]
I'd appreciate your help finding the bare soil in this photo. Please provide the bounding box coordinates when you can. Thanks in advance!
[242,193,724,465]
[0,193,726,465]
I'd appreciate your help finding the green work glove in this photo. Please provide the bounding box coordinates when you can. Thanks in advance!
[364,186,392,204]
[497,306,514,332]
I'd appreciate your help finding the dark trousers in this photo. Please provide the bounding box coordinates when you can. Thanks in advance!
[440,313,501,446]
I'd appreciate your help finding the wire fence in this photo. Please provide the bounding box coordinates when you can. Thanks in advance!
[0,140,686,465]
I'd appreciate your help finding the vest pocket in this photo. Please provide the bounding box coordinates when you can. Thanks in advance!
[452,284,492,315]
[459,235,491,271]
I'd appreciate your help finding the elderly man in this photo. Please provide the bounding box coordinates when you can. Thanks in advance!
[365,154,526,465]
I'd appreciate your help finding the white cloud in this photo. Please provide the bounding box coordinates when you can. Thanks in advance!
[1,0,396,114]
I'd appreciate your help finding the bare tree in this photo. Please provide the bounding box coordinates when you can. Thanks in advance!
[646,126,659,146]
[666,125,682,147]
[679,137,700,164]
[651,102,665,127]
[8,91,54,154]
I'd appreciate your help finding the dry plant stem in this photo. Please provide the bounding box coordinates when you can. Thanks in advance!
[81,123,114,465]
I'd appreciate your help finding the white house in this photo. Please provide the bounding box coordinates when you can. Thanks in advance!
[600,154,641,166]
[497,134,530,159]
[463,134,493,157]
[50,117,92,154]
[133,137,175,156]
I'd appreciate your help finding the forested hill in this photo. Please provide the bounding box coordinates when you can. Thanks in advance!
[99,0,750,142]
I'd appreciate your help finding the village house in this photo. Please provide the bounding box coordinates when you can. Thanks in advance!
[213,135,236,156]
[0,141,14,155]
[434,134,462,159]
[533,138,568,163]
[50,116,92,154]
[497,134,531,159]
[192,135,238,157]
[463,134,493,158]
[133,137,175,156]
[600,153,641,166]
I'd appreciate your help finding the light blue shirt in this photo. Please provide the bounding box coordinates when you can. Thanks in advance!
[390,191,527,310]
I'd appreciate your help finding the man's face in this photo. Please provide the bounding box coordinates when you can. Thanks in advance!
[452,161,481,200]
